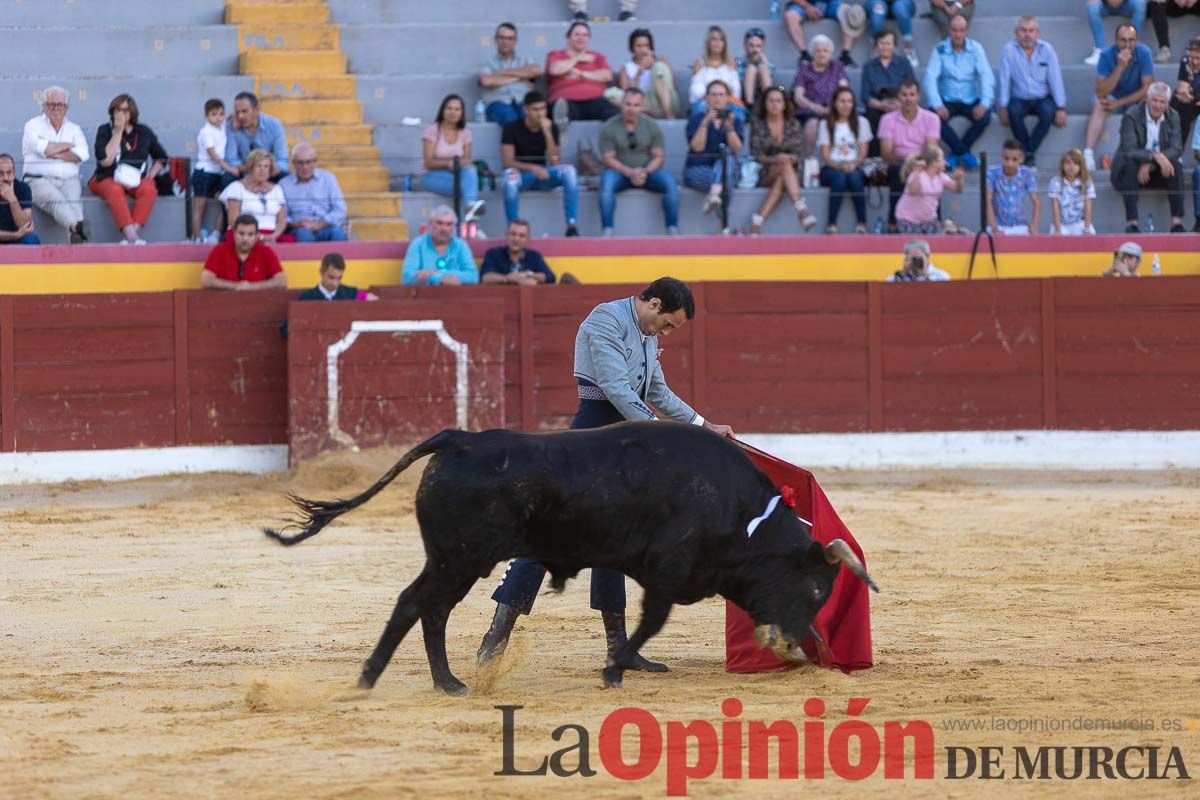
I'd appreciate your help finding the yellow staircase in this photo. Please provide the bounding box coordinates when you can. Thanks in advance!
[227,0,407,241]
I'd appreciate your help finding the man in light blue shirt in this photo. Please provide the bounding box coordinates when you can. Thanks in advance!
[998,16,1067,166]
[224,91,289,183]
[401,205,479,286]
[922,14,995,170]
[278,143,348,242]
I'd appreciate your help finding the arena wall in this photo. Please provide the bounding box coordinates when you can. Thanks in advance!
[3,277,1194,461]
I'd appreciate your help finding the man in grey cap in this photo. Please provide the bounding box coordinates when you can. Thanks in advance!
[1103,241,1144,276]
[478,276,733,671]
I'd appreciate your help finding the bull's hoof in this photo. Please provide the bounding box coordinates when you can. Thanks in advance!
[436,677,469,697]
[601,666,624,689]
[357,672,377,690]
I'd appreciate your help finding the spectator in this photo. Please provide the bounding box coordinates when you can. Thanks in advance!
[895,143,964,234]
[689,26,744,120]
[401,205,479,286]
[478,22,542,126]
[887,238,950,281]
[219,149,294,243]
[225,91,288,183]
[501,91,579,237]
[1102,240,1144,275]
[481,219,557,285]
[1149,1,1200,64]
[783,1,861,67]
[923,15,994,171]
[736,27,778,112]
[878,78,941,229]
[609,28,678,119]
[998,16,1068,167]
[929,0,975,39]
[200,214,287,291]
[1113,82,1185,232]
[684,80,744,217]
[1049,148,1097,235]
[569,0,638,21]
[1086,0,1148,65]
[866,1,918,67]
[1084,24,1155,172]
[421,94,485,223]
[547,21,617,127]
[748,86,818,234]
[986,139,1041,235]
[0,154,39,245]
[191,98,238,242]
[1171,36,1200,145]
[88,94,167,245]
[298,252,379,301]
[861,30,915,155]
[792,34,851,157]
[279,144,348,243]
[818,86,872,233]
[21,86,89,243]
[598,88,680,236]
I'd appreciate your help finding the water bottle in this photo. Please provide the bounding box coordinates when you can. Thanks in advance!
[770,0,781,20]
[1152,253,1161,275]
[1146,214,1155,233]
[401,175,412,192]
[474,99,487,123]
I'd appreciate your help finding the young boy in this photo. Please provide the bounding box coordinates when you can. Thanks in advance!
[191,99,238,242]
[986,139,1040,235]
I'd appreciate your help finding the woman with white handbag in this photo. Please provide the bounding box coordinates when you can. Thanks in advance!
[88,94,167,244]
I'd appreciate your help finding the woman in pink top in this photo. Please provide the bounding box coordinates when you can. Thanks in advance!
[894,143,964,234]
[546,21,617,123]
[420,94,485,221]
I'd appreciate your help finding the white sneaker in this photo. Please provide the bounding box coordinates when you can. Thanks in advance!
[602,227,614,237]
[702,192,721,213]
[1084,47,1102,66]
[1156,45,1173,64]
[1083,148,1096,173]
[134,238,147,245]
[795,201,818,231]
[904,46,919,69]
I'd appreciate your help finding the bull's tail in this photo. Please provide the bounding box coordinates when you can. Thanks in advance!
[262,429,457,547]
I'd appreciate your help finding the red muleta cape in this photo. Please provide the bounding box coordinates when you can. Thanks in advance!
[725,441,874,674]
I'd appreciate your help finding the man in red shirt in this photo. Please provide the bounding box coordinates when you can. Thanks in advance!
[200,214,288,291]
[546,21,618,126]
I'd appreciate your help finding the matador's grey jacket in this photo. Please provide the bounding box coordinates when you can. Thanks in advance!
[572,296,701,424]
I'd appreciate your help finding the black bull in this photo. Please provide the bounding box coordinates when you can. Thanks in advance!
[264,422,879,694]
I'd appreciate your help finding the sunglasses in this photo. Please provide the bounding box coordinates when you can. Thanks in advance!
[745,27,765,40]
[627,130,638,148]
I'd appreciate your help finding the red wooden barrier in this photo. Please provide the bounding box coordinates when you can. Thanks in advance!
[0,278,1196,459]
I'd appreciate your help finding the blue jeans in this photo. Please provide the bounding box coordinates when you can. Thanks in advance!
[292,224,349,243]
[820,166,867,225]
[867,0,914,40]
[599,168,680,229]
[502,165,579,224]
[487,101,524,125]
[421,166,479,204]
[1007,96,1056,156]
[682,156,733,193]
[939,100,992,156]
[1192,166,1200,216]
[1087,0,1146,49]
[1,232,40,245]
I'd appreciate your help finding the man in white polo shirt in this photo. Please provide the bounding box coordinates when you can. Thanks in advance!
[21,86,90,243]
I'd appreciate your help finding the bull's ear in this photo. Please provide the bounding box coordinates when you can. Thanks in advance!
[804,539,827,563]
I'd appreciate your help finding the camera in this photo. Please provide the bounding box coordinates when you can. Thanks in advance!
[717,108,732,120]
[906,253,927,272]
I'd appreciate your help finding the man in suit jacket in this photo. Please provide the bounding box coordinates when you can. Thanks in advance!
[1111,82,1186,232]
[478,277,733,674]
[298,252,379,301]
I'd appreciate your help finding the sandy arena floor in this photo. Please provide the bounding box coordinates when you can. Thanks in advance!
[1,450,1198,798]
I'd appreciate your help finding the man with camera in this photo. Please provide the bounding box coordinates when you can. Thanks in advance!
[887,239,950,281]
[683,80,744,217]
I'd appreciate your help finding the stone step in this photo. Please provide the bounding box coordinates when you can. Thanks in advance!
[311,144,383,165]
[240,49,346,75]
[352,217,410,241]
[226,2,330,25]
[334,165,393,193]
[255,74,357,99]
[237,24,340,52]
[262,97,364,125]
[288,123,376,146]
[346,192,404,217]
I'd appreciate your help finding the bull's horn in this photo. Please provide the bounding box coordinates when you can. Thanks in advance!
[823,539,880,593]
[807,624,824,645]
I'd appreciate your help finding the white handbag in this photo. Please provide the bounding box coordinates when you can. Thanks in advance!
[113,160,143,189]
